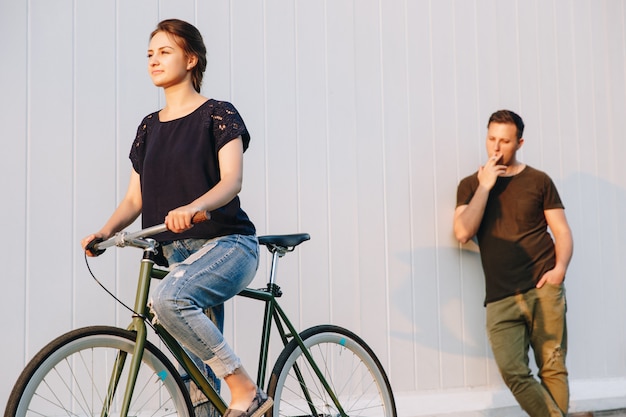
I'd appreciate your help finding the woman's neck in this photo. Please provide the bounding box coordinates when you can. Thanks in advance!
[160,84,207,121]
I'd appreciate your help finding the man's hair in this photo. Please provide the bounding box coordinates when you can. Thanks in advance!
[151,19,207,93]
[488,110,525,140]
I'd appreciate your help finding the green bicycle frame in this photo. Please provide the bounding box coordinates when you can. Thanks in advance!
[105,246,346,417]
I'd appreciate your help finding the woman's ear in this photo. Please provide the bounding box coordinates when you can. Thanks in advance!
[186,54,198,70]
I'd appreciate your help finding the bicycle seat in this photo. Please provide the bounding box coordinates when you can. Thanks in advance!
[258,233,310,249]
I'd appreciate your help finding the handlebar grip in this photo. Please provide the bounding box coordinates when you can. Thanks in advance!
[191,211,211,224]
[86,237,106,256]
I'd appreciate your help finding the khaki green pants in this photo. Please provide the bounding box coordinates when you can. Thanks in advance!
[486,284,568,417]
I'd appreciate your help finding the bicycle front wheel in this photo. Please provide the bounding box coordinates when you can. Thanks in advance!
[5,326,193,417]
[268,325,396,417]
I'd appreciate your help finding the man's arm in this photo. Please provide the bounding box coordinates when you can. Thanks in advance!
[453,185,490,243]
[536,208,573,288]
[454,155,506,243]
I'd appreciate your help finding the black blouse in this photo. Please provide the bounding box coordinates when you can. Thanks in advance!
[129,99,255,242]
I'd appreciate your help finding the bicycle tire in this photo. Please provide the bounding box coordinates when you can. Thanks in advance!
[5,325,194,417]
[267,325,396,417]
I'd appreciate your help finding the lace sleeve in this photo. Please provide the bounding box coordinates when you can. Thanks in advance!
[129,113,156,174]
[209,101,251,152]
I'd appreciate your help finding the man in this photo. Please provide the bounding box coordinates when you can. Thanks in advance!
[454,110,573,416]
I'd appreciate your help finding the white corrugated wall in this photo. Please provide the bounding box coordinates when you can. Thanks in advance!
[1,0,625,415]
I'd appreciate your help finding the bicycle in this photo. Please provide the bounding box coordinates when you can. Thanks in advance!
[5,213,397,417]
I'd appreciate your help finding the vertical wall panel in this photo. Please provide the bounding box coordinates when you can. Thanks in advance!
[431,0,465,389]
[474,0,500,120]
[197,1,232,99]
[158,0,196,23]
[605,0,626,377]
[73,0,118,330]
[452,0,491,389]
[226,1,268,367]
[516,0,543,165]
[293,0,331,329]
[263,0,299,308]
[568,0,601,380]
[563,0,589,381]
[553,1,577,179]
[590,0,622,379]
[229,0,266,237]
[112,1,157,333]
[584,0,613,378]
[536,0,562,173]
[380,0,413,389]
[353,0,389,368]
[0,0,28,403]
[27,0,75,353]
[406,0,443,392]
[494,0,522,107]
[325,0,362,336]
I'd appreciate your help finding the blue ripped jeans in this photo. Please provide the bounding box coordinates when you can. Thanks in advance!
[151,234,259,378]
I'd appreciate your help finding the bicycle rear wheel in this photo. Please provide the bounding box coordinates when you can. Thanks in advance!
[5,326,193,417]
[267,325,396,417]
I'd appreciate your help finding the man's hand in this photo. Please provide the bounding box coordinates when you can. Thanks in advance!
[477,153,507,190]
[536,267,565,288]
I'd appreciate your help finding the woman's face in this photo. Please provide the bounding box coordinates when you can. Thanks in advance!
[147,31,194,89]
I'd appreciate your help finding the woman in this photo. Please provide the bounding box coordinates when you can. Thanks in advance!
[81,19,271,417]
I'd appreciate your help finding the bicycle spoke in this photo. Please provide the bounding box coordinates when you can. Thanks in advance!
[6,327,193,417]
[269,326,396,417]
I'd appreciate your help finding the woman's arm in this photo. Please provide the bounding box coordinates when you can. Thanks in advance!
[165,137,244,233]
[81,169,143,254]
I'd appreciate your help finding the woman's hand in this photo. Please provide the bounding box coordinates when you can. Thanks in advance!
[80,169,143,256]
[81,232,109,257]
[165,205,200,233]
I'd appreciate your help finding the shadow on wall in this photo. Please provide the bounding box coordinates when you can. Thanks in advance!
[558,171,626,377]
[389,171,626,365]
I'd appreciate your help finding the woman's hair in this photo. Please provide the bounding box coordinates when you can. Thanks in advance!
[488,109,525,140]
[151,19,207,93]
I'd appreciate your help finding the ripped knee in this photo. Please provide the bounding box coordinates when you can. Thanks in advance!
[547,345,566,364]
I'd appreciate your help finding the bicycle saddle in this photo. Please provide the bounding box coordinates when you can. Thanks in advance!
[258,233,310,248]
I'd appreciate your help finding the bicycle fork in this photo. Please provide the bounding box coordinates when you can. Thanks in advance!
[100,257,153,417]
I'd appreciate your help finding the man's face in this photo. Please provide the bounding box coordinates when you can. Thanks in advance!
[485,122,523,165]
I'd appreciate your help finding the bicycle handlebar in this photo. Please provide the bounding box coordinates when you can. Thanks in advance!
[88,211,210,255]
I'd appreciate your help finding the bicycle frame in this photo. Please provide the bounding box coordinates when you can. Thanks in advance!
[106,239,347,417]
